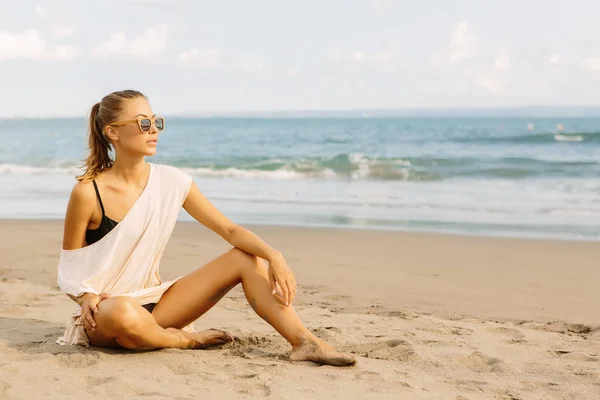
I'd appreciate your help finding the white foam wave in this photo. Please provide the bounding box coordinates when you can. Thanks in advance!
[349,153,370,180]
[0,163,81,175]
[180,167,336,180]
[392,159,412,166]
[554,134,584,142]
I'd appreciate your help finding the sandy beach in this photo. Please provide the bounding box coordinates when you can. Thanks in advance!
[0,219,599,399]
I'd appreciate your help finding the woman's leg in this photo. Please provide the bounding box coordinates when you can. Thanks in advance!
[152,247,356,366]
[86,296,232,349]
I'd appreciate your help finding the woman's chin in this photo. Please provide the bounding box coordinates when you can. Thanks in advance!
[143,147,157,156]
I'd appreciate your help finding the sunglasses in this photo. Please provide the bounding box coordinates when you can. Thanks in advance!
[108,116,165,133]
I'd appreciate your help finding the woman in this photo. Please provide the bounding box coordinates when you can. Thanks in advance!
[56,89,356,367]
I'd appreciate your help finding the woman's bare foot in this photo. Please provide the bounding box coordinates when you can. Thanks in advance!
[169,328,233,349]
[289,337,356,366]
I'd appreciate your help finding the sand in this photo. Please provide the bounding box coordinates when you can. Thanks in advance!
[0,219,599,399]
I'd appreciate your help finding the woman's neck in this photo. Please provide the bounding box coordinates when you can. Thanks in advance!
[109,157,148,185]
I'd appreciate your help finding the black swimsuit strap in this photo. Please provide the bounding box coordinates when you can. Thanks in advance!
[92,180,106,216]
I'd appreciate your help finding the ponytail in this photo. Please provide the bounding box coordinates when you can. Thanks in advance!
[77,103,113,182]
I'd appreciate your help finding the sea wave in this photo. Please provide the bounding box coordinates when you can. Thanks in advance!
[0,151,597,180]
[0,163,81,175]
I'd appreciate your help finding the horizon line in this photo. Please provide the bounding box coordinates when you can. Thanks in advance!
[2,104,600,120]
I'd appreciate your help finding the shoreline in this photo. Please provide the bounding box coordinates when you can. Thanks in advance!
[2,216,599,244]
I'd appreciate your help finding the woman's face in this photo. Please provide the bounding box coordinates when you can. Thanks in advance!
[106,97,161,157]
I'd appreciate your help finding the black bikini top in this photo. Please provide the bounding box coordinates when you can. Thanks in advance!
[85,180,119,245]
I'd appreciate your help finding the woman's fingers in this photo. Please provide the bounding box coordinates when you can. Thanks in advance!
[269,271,277,295]
[287,271,297,304]
[285,280,294,305]
[82,307,96,331]
[289,278,297,304]
[275,274,289,306]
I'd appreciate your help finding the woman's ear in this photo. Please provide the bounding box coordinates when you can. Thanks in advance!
[104,126,118,142]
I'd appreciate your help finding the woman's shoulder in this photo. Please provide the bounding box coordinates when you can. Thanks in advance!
[151,163,193,186]
[151,163,190,177]
[70,179,97,204]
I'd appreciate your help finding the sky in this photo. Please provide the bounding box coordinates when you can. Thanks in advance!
[1,0,599,117]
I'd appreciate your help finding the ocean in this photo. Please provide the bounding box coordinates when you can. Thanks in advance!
[1,116,599,240]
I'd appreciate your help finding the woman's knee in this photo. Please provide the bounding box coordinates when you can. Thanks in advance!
[96,296,146,335]
[228,247,262,270]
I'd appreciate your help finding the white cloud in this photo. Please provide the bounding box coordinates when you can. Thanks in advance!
[91,23,168,58]
[477,74,505,94]
[52,24,77,38]
[327,47,398,73]
[371,50,392,64]
[352,51,364,61]
[236,59,266,73]
[92,32,126,57]
[287,66,299,76]
[367,0,395,11]
[35,5,46,17]
[448,21,479,61]
[178,48,220,67]
[581,56,600,72]
[494,49,510,72]
[0,29,79,60]
[53,44,80,59]
[327,50,341,62]
[432,21,479,64]
[549,54,561,64]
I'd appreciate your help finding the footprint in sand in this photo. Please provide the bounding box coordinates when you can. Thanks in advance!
[546,350,599,362]
[457,351,504,373]
[86,376,117,387]
[311,326,343,340]
[531,322,596,337]
[450,326,474,336]
[381,310,419,319]
[487,326,526,343]
[345,339,415,362]
[420,339,456,348]
[226,335,289,361]
[234,380,271,397]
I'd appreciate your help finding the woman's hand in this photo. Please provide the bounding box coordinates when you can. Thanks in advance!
[267,252,297,306]
[80,292,111,332]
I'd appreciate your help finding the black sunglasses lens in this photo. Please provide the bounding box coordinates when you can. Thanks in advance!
[155,118,164,131]
[140,119,152,131]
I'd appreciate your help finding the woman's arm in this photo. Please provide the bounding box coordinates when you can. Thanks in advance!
[62,183,97,303]
[62,182,95,251]
[183,181,297,305]
[61,182,110,330]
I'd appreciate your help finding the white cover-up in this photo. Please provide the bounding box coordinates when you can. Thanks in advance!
[56,163,195,346]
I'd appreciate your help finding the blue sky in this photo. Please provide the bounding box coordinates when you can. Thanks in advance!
[1,0,599,117]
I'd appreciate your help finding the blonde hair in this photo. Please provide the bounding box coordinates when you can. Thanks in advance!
[77,90,147,182]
